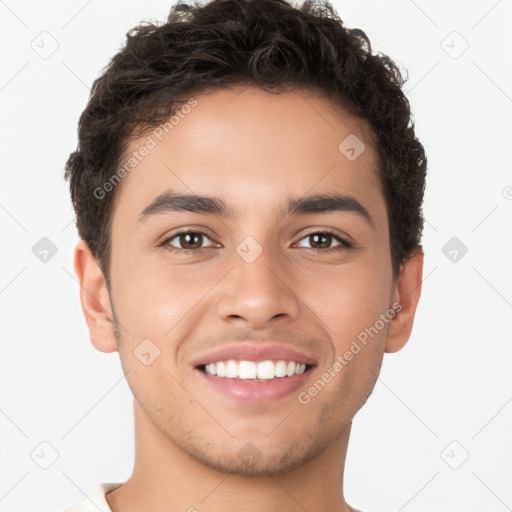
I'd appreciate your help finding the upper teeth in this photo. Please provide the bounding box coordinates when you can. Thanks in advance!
[204,360,307,380]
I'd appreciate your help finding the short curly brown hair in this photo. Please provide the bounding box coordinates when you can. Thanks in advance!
[65,0,427,283]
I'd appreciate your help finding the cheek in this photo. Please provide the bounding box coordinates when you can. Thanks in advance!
[111,260,224,355]
[306,267,388,409]
[301,258,391,338]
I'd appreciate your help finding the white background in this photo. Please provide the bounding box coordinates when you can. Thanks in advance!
[0,1,511,511]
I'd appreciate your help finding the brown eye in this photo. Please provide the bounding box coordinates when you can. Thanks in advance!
[163,231,214,251]
[307,233,333,249]
[296,230,351,251]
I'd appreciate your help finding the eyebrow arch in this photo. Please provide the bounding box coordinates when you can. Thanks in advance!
[138,189,374,228]
[283,193,374,228]
[138,191,233,221]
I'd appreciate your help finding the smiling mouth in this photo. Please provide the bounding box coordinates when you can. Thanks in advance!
[196,359,315,381]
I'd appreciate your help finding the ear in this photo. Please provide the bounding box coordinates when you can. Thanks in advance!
[73,239,118,353]
[385,246,424,353]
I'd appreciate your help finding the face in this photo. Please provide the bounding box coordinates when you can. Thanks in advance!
[98,86,408,475]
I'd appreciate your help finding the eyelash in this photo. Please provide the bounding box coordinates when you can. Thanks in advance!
[160,229,353,253]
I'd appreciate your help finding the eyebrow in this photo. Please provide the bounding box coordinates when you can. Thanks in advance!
[138,189,374,228]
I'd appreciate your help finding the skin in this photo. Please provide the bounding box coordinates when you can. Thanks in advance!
[74,85,423,512]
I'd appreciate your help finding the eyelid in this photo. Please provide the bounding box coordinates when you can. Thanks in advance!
[161,229,217,250]
[294,228,352,249]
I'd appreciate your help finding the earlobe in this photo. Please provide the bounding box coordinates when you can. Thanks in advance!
[73,239,118,353]
[384,246,424,354]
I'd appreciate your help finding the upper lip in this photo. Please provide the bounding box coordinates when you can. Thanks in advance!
[192,343,318,367]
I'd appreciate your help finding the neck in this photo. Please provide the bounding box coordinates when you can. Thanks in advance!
[106,399,353,512]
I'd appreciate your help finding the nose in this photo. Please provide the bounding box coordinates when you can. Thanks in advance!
[216,246,301,330]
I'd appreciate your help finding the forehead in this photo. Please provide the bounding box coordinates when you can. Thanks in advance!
[112,85,385,224]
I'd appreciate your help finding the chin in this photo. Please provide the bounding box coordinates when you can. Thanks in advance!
[182,436,327,477]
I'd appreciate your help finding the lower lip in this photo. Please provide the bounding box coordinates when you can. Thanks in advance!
[196,368,313,404]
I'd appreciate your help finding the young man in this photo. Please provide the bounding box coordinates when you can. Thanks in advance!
[64,0,426,510]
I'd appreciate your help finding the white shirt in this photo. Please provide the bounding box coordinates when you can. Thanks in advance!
[64,483,364,512]
[64,483,122,512]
